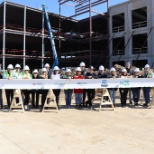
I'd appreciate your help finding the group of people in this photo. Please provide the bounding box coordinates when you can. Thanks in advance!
[0,61,153,110]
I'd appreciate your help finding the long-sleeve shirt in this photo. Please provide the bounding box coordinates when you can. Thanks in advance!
[73,75,85,93]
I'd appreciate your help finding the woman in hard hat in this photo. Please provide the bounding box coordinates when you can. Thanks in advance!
[73,67,85,109]
[131,68,142,107]
[3,64,14,109]
[108,67,119,106]
[22,65,32,110]
[51,66,61,106]
[13,64,22,79]
[85,66,97,109]
[61,68,73,108]
[142,64,153,107]
[119,68,129,107]
[31,69,40,108]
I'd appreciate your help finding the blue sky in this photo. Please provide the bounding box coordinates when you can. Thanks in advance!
[1,0,128,18]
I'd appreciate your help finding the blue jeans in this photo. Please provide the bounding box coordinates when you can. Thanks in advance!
[75,94,83,105]
[143,87,150,104]
[132,88,141,104]
[108,89,117,105]
[64,90,73,107]
[0,89,3,108]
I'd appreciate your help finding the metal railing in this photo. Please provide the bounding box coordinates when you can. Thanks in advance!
[132,21,147,29]
[112,25,125,33]
[133,47,148,54]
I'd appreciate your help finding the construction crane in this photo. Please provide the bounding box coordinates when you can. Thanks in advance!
[42,5,59,69]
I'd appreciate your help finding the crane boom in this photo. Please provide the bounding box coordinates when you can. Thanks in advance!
[42,5,59,69]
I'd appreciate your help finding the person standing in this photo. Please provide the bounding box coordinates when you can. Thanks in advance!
[107,67,119,106]
[61,68,73,108]
[97,65,108,78]
[85,66,97,108]
[31,69,39,108]
[3,64,14,109]
[125,62,133,104]
[44,63,51,78]
[142,64,152,107]
[73,67,85,109]
[13,64,22,79]
[22,65,32,110]
[119,68,129,107]
[131,68,142,106]
[79,62,87,107]
[51,66,61,106]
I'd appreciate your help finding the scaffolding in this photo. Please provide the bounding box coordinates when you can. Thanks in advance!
[58,0,109,66]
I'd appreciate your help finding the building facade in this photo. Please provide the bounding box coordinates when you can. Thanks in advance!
[109,0,154,68]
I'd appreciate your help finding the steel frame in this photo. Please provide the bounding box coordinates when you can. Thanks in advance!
[58,0,109,65]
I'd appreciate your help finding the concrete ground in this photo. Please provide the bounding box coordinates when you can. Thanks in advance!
[0,91,154,154]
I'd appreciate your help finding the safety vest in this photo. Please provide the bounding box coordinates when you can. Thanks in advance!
[3,70,14,79]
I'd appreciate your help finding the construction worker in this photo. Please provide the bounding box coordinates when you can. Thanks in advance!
[97,65,108,78]
[73,67,85,109]
[3,64,14,109]
[85,66,97,108]
[61,68,73,108]
[79,61,87,106]
[107,67,119,105]
[131,68,142,107]
[31,69,39,108]
[22,65,32,110]
[51,66,61,106]
[119,68,129,107]
[142,64,152,107]
[44,63,51,78]
[13,64,22,79]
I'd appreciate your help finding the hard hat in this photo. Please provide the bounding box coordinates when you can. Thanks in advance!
[134,68,140,73]
[75,67,81,72]
[122,68,127,73]
[144,64,150,68]
[53,66,60,71]
[7,64,14,69]
[79,62,86,67]
[66,69,71,73]
[89,66,94,70]
[24,65,30,71]
[110,67,116,72]
[99,65,104,71]
[15,64,21,68]
[42,68,47,72]
[32,69,38,74]
[44,63,50,67]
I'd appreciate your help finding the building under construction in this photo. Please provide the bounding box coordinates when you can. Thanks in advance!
[0,0,154,70]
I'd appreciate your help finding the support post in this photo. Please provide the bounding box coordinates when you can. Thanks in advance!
[2,1,6,70]
[23,6,26,67]
[89,0,92,65]
[42,9,45,68]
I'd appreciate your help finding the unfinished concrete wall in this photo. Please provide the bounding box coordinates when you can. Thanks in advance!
[109,0,154,68]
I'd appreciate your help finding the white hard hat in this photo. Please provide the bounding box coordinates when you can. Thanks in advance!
[99,65,104,71]
[122,68,127,73]
[144,64,150,68]
[15,64,21,68]
[53,66,60,71]
[134,68,140,73]
[24,65,30,71]
[110,67,116,72]
[44,63,50,67]
[79,62,86,67]
[32,69,38,74]
[66,69,71,73]
[7,64,14,69]
[42,68,47,72]
[75,67,81,72]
